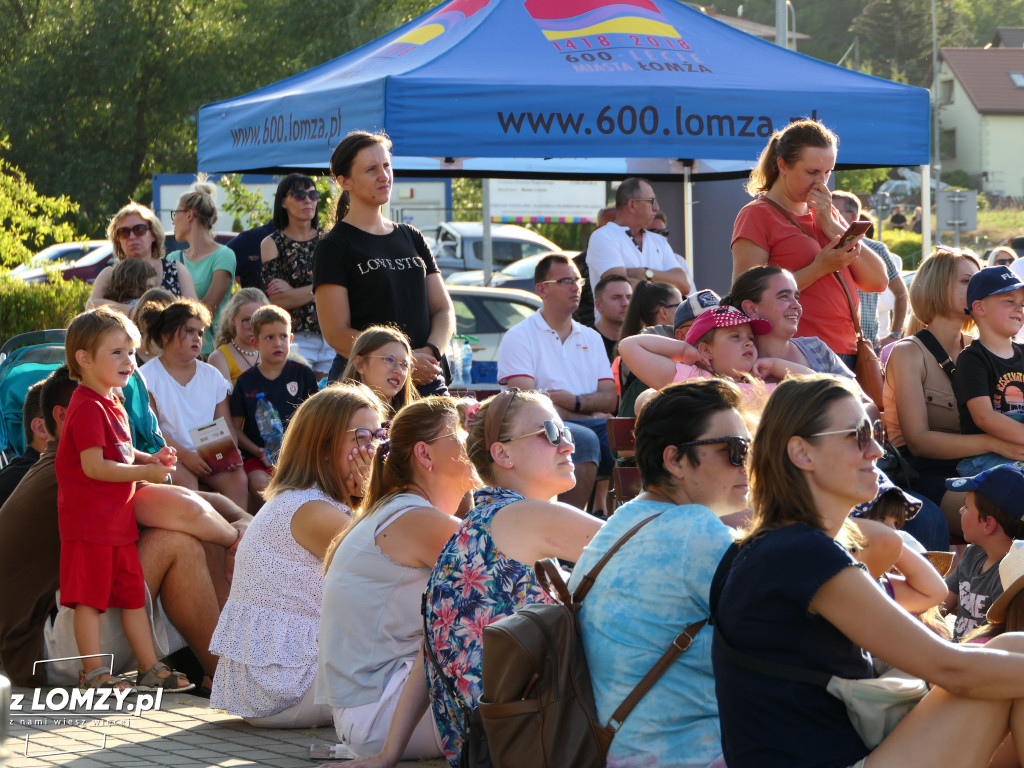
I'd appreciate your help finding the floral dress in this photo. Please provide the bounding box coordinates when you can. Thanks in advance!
[263,229,323,334]
[424,487,556,767]
[160,257,182,295]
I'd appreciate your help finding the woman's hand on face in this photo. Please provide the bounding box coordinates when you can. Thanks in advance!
[806,181,835,228]
[265,277,293,296]
[411,349,442,386]
[346,443,375,498]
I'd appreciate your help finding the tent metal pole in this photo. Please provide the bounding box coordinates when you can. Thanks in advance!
[482,179,493,286]
[775,0,787,48]
[921,165,932,258]
[683,165,694,282]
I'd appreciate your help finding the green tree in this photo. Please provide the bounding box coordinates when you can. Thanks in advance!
[835,168,891,194]
[0,136,80,266]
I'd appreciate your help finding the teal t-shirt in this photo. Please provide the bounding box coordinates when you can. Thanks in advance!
[172,245,236,355]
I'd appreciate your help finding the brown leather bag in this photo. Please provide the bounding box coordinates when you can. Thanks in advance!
[477,515,707,768]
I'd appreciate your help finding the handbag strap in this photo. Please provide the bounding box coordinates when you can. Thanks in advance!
[571,514,661,602]
[760,197,865,340]
[913,329,956,380]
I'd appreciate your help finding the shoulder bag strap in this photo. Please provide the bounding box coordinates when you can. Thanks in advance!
[760,196,814,239]
[913,329,956,380]
[571,514,661,603]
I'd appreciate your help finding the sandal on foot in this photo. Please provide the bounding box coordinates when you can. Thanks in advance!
[79,668,134,692]
[136,661,195,693]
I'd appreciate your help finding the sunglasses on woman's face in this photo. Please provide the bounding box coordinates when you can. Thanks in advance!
[116,223,151,240]
[995,258,1015,267]
[349,427,388,449]
[807,418,885,452]
[290,188,321,202]
[677,436,750,466]
[500,419,574,448]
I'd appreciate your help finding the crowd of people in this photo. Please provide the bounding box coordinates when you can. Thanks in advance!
[3,121,1024,768]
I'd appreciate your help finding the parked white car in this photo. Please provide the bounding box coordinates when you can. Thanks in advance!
[426,222,559,277]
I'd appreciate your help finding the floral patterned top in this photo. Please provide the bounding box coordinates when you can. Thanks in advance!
[160,257,182,295]
[424,487,556,767]
[263,229,323,334]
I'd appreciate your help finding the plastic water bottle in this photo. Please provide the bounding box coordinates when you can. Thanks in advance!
[254,393,284,463]
[461,339,473,385]
[450,337,465,387]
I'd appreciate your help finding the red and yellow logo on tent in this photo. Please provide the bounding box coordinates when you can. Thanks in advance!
[382,0,490,56]
[523,0,682,42]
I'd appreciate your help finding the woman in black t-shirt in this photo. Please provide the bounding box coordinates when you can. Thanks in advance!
[313,131,455,395]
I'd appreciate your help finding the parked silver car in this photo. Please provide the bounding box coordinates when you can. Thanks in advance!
[427,222,559,277]
[445,285,541,384]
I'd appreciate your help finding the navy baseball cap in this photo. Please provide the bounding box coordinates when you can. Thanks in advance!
[946,463,1024,518]
[674,289,721,329]
[965,266,1024,314]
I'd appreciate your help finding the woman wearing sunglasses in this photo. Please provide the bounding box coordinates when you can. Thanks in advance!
[336,389,602,768]
[714,374,1024,768]
[342,326,418,415]
[316,397,478,760]
[209,382,383,728]
[260,174,331,374]
[565,378,750,768]
[88,202,198,313]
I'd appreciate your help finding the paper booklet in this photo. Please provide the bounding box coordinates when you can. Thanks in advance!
[188,417,242,475]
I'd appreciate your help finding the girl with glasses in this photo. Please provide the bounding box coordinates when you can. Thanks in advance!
[317,396,478,760]
[714,374,1024,768]
[260,174,333,375]
[210,382,383,729]
[568,378,752,768]
[341,325,418,414]
[88,202,198,314]
[340,389,602,768]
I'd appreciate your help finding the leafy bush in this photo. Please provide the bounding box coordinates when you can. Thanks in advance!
[0,271,92,349]
[881,230,925,270]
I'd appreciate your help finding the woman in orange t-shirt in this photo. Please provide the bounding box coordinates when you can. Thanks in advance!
[731,119,888,361]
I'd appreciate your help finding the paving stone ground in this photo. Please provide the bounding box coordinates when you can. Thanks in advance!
[3,682,438,768]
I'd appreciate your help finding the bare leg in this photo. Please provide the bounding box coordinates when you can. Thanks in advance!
[171,462,201,492]
[199,466,249,510]
[121,606,158,672]
[193,488,251,524]
[73,606,105,675]
[942,490,966,539]
[203,541,231,607]
[137,528,221,678]
[559,460,596,510]
[135,483,237,546]
[247,469,270,512]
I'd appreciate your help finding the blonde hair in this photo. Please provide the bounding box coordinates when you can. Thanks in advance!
[342,325,417,413]
[215,288,270,347]
[909,247,981,327]
[177,175,218,231]
[744,374,862,543]
[107,203,165,261]
[65,307,142,381]
[264,382,383,505]
[323,396,472,570]
[465,389,548,486]
[746,119,839,197]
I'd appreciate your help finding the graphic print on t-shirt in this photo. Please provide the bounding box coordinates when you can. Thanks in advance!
[997,373,1024,413]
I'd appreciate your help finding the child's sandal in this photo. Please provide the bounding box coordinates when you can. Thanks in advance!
[136,661,195,693]
[79,668,134,692]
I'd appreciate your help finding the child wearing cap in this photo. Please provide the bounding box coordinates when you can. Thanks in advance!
[618,305,813,411]
[952,265,1024,476]
[943,464,1024,640]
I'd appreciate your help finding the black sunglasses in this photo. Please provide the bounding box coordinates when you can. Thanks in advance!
[500,420,574,448]
[116,223,151,240]
[291,189,321,201]
[806,418,885,452]
[677,436,750,466]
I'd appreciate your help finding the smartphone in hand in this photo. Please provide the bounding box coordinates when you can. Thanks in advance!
[836,220,872,250]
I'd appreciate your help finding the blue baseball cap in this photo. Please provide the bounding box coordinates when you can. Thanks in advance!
[674,289,721,329]
[946,463,1024,518]
[965,266,1024,314]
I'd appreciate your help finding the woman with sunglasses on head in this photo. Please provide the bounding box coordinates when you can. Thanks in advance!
[567,378,750,768]
[341,326,418,415]
[333,389,602,768]
[316,397,478,761]
[713,374,1024,768]
[261,174,332,375]
[987,246,1017,269]
[88,203,199,313]
[313,131,455,396]
[209,382,382,728]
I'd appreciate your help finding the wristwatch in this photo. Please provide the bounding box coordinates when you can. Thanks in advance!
[890,330,903,340]
[574,394,582,413]
[644,268,655,280]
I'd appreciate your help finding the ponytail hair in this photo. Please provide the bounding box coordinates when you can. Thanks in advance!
[620,280,677,339]
[329,131,392,220]
[746,119,838,197]
[140,297,211,352]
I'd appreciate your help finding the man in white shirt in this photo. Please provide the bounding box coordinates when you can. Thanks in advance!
[498,254,618,511]
[586,177,691,299]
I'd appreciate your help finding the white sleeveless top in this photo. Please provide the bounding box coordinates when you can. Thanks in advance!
[316,492,435,708]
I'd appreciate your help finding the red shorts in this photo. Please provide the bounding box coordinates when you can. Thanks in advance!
[59,541,145,612]
[243,457,273,476]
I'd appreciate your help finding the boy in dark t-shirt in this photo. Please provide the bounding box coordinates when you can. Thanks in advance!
[230,306,317,499]
[952,265,1024,476]
[943,465,1024,639]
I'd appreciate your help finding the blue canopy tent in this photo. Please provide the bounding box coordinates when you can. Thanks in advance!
[197,0,932,285]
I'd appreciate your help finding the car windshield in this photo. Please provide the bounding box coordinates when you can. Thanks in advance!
[482,298,535,331]
[470,240,551,268]
[501,255,548,278]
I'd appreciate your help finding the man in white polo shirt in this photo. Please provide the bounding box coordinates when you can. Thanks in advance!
[498,254,617,511]
[586,177,691,300]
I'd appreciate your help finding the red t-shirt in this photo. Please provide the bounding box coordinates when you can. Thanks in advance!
[732,198,860,355]
[56,386,138,545]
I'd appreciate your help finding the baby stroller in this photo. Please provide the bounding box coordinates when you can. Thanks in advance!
[0,330,67,467]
